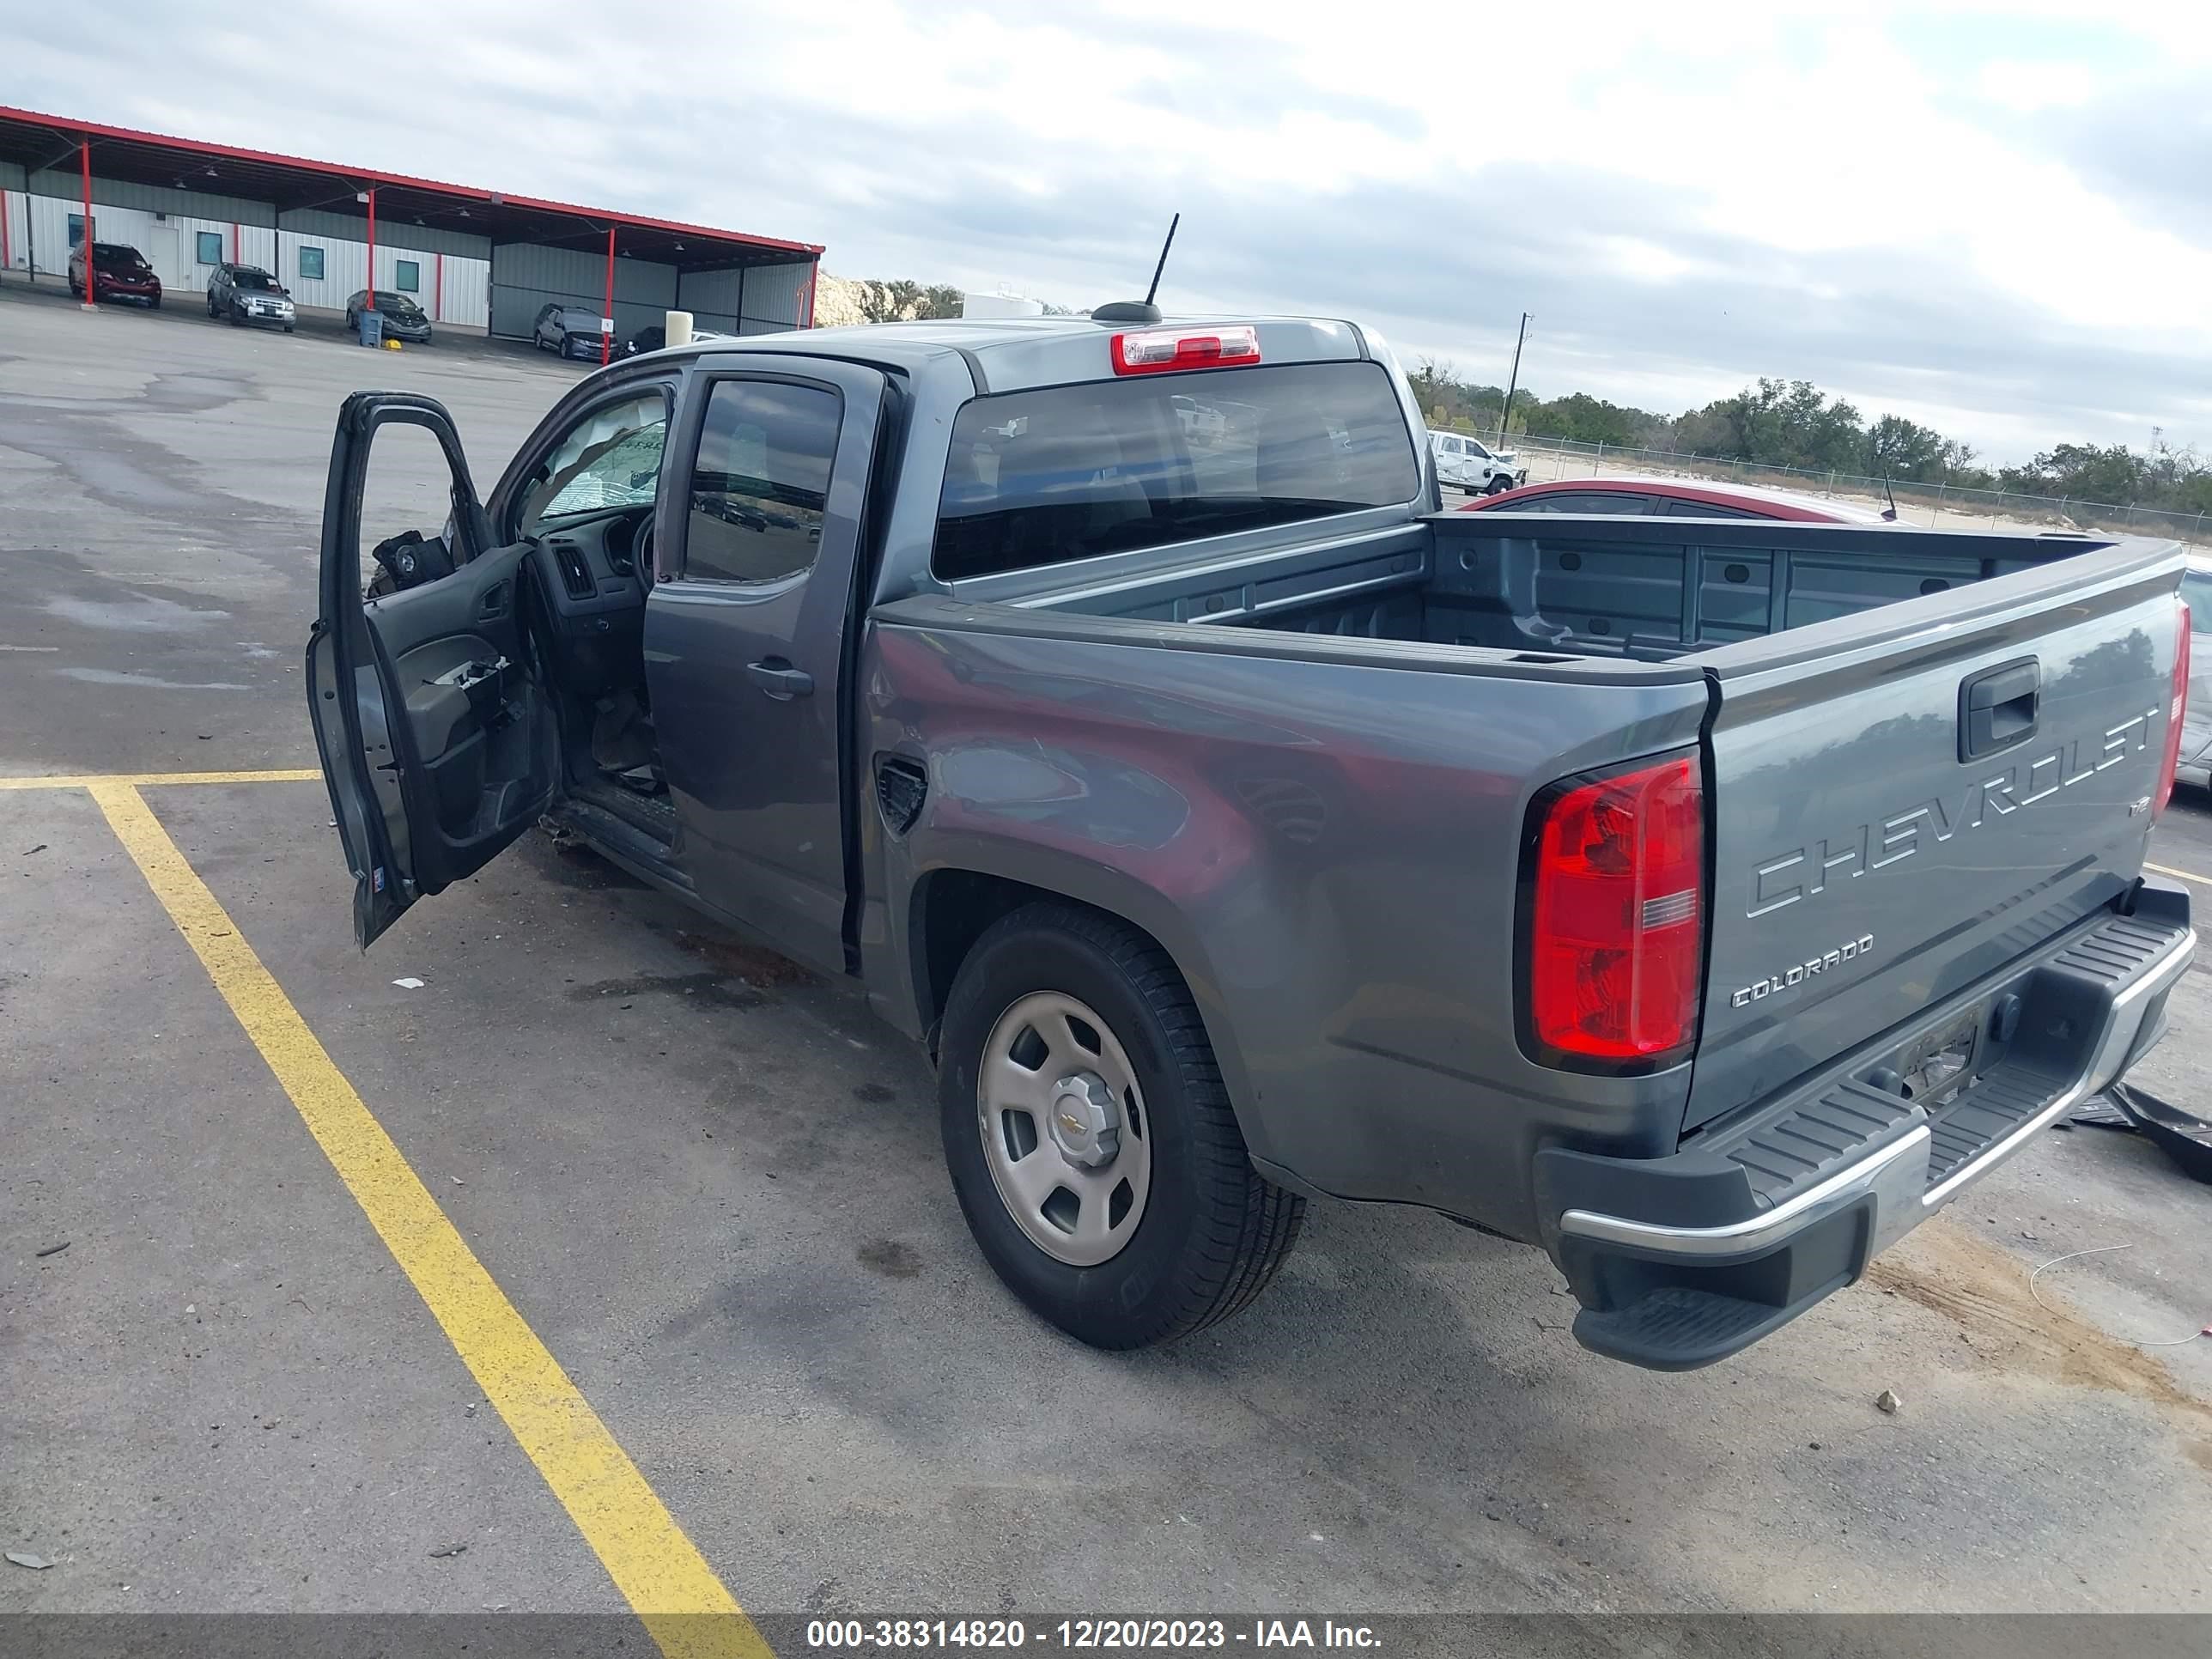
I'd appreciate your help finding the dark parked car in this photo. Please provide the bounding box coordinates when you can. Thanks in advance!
[207,264,295,331]
[622,322,732,356]
[1467,475,1891,522]
[532,302,608,359]
[67,241,162,307]
[308,314,2192,1368]
[346,290,433,343]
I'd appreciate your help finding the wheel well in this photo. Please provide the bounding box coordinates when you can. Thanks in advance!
[912,871,1056,1049]
[911,871,1188,1058]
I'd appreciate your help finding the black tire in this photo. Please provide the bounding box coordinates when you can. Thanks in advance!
[283,325,294,334]
[938,902,1304,1348]
[149,295,161,310]
[1486,475,1512,495]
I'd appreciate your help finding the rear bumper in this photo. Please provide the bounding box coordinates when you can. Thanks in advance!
[1536,883,2193,1370]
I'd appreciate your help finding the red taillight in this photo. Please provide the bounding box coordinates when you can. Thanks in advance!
[1528,755,1705,1063]
[2156,599,2191,817]
[1110,325,1261,375]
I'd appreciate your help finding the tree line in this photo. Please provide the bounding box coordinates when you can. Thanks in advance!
[1408,359,2212,514]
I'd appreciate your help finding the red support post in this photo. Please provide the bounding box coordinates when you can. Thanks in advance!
[1,187,11,282]
[78,138,95,308]
[601,225,615,366]
[364,186,376,310]
[434,252,443,323]
[802,261,817,328]
[231,222,240,263]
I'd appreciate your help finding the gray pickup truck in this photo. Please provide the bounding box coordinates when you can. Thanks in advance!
[308,308,2194,1369]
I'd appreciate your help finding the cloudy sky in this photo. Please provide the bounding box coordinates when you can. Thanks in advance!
[13,0,2212,460]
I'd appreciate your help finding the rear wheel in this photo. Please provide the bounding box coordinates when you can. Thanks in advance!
[938,902,1304,1348]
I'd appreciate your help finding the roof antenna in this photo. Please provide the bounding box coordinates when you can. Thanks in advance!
[1145,212,1180,307]
[1092,213,1179,325]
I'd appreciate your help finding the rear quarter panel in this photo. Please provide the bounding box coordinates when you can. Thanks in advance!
[857,599,1711,1241]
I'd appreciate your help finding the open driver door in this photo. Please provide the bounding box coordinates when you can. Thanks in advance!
[306,392,558,948]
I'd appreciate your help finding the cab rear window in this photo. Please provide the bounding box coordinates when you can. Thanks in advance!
[932,361,1417,581]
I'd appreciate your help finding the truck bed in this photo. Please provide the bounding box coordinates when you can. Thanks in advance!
[872,510,2181,1255]
[992,511,2100,663]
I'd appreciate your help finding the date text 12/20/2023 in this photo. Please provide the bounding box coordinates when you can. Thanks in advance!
[805,1619,1382,1650]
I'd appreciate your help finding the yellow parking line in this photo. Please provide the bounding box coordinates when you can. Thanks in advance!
[0,769,322,790]
[2147,860,2212,890]
[86,781,769,1659]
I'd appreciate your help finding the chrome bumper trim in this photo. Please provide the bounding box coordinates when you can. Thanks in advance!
[1560,921,2194,1260]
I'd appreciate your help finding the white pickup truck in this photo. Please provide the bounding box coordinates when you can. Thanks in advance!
[1429,429,1528,494]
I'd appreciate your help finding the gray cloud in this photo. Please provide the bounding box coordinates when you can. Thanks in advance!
[12,2,2208,459]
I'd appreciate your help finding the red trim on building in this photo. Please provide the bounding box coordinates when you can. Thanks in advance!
[601,225,615,367]
[1,103,823,256]
[78,138,94,305]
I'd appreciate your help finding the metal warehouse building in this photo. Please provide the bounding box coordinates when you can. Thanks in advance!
[0,106,822,344]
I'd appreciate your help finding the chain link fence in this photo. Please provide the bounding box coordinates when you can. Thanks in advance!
[1462,429,2210,550]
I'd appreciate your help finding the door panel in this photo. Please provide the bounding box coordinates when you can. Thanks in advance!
[644,358,887,976]
[307,392,556,948]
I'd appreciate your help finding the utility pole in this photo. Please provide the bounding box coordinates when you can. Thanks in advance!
[1499,311,1530,442]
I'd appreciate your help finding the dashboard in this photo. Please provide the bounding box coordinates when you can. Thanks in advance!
[526,507,651,700]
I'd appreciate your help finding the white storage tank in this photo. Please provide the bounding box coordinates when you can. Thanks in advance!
[960,289,1045,319]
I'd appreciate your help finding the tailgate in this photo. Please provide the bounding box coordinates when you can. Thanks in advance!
[1686,539,2185,1131]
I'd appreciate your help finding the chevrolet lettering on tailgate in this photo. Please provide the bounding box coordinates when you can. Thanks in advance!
[1748,709,2158,919]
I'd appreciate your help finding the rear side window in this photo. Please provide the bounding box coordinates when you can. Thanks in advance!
[683,380,842,585]
[933,361,1418,581]
[1660,497,1758,520]
[1501,491,1654,514]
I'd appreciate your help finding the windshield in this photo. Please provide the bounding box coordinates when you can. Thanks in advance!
[933,361,1419,581]
[94,246,148,271]
[519,393,670,532]
[375,292,420,311]
[233,270,279,291]
[2182,572,2212,619]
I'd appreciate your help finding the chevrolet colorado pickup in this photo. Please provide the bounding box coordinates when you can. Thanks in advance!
[307,309,2194,1368]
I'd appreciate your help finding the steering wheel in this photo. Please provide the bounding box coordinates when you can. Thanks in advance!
[635,513,658,592]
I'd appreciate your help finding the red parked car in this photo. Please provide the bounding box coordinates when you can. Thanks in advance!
[1463,475,1892,523]
[68,241,163,307]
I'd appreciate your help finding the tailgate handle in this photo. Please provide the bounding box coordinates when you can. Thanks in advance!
[1960,657,2039,761]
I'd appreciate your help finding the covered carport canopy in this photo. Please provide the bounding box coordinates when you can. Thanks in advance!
[0,106,823,349]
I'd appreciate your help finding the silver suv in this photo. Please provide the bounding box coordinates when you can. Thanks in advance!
[206,264,295,331]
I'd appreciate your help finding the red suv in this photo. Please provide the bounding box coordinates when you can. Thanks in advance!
[69,242,163,308]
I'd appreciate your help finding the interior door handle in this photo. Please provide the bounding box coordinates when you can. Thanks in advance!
[747,659,814,701]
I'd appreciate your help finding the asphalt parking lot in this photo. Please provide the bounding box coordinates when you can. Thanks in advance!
[4,278,2212,1645]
